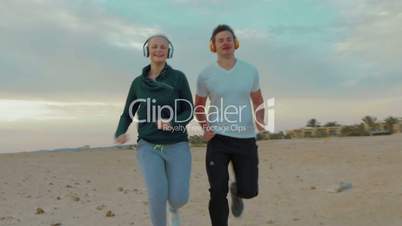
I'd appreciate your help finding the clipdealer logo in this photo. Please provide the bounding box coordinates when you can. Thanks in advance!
[127,97,275,132]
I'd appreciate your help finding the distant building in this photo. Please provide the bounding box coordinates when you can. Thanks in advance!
[287,117,402,139]
[368,122,392,135]
[393,119,402,133]
[287,126,342,138]
[287,129,304,138]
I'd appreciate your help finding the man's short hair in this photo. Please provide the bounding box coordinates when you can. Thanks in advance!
[210,24,237,42]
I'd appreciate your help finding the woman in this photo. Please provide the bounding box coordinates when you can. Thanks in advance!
[114,34,193,226]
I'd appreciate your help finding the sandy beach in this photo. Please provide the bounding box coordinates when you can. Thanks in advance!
[1,134,401,226]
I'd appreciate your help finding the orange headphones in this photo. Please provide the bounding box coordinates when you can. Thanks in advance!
[209,38,240,53]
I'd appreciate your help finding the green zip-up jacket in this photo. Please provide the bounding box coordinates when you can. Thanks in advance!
[115,64,194,144]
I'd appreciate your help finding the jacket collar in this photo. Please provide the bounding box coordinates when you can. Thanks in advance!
[140,63,174,91]
[142,63,171,80]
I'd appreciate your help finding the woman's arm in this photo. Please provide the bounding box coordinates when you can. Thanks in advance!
[114,81,139,139]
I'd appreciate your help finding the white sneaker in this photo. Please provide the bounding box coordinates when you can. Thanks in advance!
[169,208,181,226]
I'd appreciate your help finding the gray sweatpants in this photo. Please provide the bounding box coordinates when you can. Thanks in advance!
[136,139,192,226]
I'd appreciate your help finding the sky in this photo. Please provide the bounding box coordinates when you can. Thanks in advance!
[1,0,401,152]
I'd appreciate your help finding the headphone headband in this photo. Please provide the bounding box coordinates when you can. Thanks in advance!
[143,34,174,58]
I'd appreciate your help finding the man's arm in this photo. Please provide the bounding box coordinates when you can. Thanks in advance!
[250,89,265,132]
[194,95,207,129]
[195,95,215,141]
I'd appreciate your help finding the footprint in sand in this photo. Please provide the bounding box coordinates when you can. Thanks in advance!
[96,204,106,211]
[65,192,80,202]
[0,216,21,225]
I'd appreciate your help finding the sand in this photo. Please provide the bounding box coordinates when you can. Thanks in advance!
[0,134,401,226]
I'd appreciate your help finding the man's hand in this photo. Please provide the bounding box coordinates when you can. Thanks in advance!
[256,122,266,132]
[195,95,215,141]
[115,134,129,144]
[203,129,215,142]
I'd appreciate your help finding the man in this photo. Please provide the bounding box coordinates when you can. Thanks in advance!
[195,24,265,226]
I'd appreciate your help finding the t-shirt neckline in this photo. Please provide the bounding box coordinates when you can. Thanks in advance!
[215,59,238,74]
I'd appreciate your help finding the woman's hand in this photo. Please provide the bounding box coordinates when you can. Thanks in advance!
[115,134,129,144]
[157,119,173,131]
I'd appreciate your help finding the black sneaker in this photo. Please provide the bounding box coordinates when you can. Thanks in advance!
[230,182,244,217]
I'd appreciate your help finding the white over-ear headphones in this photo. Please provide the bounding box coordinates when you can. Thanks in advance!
[143,34,174,58]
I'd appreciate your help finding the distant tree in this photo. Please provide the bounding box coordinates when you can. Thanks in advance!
[307,118,320,127]
[269,131,285,139]
[324,121,341,127]
[384,116,399,133]
[256,131,270,140]
[341,124,369,137]
[362,115,377,130]
[189,135,206,146]
[315,128,328,137]
[284,133,292,139]
[256,133,264,141]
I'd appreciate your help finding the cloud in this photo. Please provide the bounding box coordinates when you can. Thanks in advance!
[331,0,402,79]
[2,0,161,49]
[0,0,160,100]
[276,96,402,130]
[1,1,401,112]
[235,28,271,40]
[0,99,121,122]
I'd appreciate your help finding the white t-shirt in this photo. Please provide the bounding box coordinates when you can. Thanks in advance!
[196,59,260,138]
